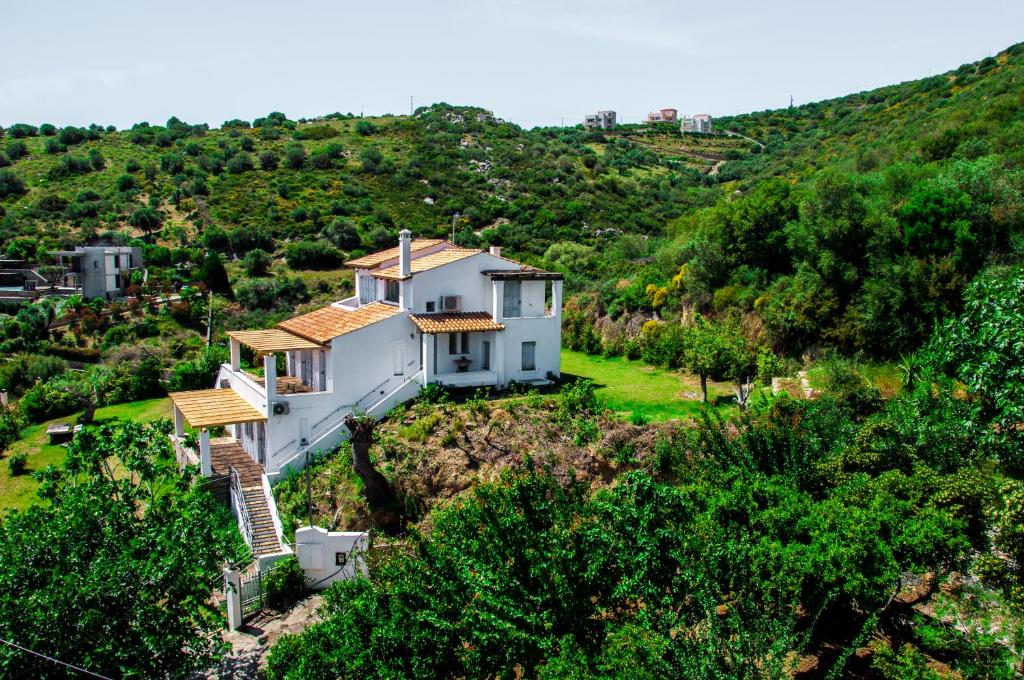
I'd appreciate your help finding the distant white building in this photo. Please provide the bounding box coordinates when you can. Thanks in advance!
[583,110,617,129]
[50,246,144,300]
[681,114,713,134]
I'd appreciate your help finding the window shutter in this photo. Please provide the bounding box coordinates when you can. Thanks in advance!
[521,341,536,371]
[503,281,521,317]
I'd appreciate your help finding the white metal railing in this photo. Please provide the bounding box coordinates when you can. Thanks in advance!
[272,370,425,478]
[229,465,255,549]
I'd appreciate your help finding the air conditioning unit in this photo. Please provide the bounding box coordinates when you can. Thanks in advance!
[441,295,462,313]
[272,401,289,416]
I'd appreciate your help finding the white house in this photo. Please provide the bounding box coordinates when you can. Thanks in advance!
[169,231,563,561]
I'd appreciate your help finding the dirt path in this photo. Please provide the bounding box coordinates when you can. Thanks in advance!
[200,593,324,679]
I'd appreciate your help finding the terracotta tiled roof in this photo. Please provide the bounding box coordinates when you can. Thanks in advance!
[409,312,505,334]
[169,389,267,428]
[345,239,446,269]
[373,248,482,280]
[277,302,400,344]
[227,329,323,353]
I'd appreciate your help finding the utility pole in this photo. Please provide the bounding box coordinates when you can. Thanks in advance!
[305,450,312,527]
[451,212,461,245]
[206,290,213,347]
[410,95,414,116]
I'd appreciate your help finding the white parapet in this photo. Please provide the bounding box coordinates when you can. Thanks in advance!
[294,525,369,590]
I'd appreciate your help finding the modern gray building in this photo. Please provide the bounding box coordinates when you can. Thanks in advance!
[50,246,144,299]
[681,114,713,134]
[583,110,617,130]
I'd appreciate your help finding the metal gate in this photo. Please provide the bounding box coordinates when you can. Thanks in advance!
[239,568,265,620]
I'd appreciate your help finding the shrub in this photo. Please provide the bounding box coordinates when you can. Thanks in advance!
[46,154,93,179]
[284,145,306,169]
[264,555,307,610]
[20,380,81,423]
[7,124,38,138]
[39,123,56,136]
[88,149,105,170]
[259,150,279,170]
[242,249,273,276]
[285,240,343,270]
[7,452,27,476]
[5,141,28,160]
[0,170,27,199]
[160,152,184,174]
[0,405,23,455]
[228,226,273,254]
[235,277,308,311]
[115,173,135,191]
[166,346,229,392]
[355,120,377,136]
[226,152,254,174]
[57,127,85,146]
[293,125,338,140]
[323,218,360,250]
[0,152,9,168]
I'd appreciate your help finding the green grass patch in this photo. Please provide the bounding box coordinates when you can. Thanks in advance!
[0,397,171,513]
[560,349,738,422]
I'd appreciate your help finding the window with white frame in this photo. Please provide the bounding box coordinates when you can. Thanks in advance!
[359,275,375,303]
[385,279,399,303]
[521,341,536,371]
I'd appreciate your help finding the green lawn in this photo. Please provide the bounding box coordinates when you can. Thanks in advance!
[560,349,739,422]
[0,397,172,513]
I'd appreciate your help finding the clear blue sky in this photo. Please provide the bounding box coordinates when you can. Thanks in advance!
[2,0,1023,129]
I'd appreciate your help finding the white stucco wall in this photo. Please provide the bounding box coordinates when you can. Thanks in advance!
[294,526,369,589]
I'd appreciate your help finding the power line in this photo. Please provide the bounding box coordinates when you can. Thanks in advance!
[0,637,113,679]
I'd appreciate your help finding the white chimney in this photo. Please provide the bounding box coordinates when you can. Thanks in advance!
[489,245,502,258]
[399,229,412,277]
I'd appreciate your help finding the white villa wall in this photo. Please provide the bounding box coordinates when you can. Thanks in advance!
[294,526,369,589]
[500,316,561,382]
[405,252,519,314]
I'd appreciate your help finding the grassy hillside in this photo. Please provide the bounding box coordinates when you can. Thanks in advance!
[715,43,1024,183]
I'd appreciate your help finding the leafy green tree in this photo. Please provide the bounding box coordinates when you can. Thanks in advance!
[0,421,243,678]
[242,248,273,276]
[127,206,161,239]
[285,240,343,270]
[681,314,744,403]
[322,218,360,250]
[198,250,233,298]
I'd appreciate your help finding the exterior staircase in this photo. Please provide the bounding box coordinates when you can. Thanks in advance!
[241,486,281,555]
[210,437,282,557]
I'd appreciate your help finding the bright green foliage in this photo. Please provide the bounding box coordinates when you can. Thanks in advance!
[264,555,308,610]
[285,239,343,270]
[925,266,1024,468]
[0,420,243,678]
[166,345,229,392]
[242,247,273,276]
[266,450,969,679]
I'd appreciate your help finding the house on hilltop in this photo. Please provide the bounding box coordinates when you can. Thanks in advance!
[168,232,563,563]
[681,113,713,134]
[646,108,678,123]
[583,110,617,129]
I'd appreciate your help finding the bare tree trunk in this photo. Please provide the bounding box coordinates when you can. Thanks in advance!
[700,374,709,404]
[344,414,400,533]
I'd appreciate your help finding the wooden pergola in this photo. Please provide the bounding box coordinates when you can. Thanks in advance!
[169,388,266,475]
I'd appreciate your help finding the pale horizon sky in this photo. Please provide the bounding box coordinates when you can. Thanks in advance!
[2,0,1023,130]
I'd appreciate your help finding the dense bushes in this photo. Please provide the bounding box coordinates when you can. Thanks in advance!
[235,276,308,310]
[284,240,343,270]
[167,346,228,392]
[264,555,307,610]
